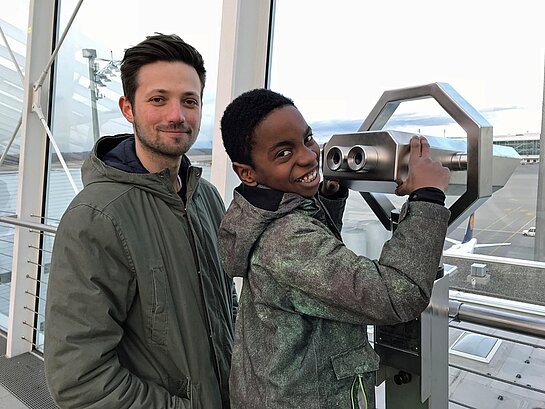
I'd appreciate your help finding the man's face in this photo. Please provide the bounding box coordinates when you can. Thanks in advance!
[119,61,202,159]
[247,105,321,198]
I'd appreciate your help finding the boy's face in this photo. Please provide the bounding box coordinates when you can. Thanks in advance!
[241,105,321,198]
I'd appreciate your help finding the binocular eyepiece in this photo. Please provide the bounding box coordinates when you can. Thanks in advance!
[326,145,380,172]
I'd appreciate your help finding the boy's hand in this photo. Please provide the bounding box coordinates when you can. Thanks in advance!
[395,136,450,196]
[320,179,340,197]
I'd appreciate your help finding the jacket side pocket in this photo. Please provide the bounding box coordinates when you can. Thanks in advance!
[147,265,169,346]
[169,375,192,400]
[330,342,380,380]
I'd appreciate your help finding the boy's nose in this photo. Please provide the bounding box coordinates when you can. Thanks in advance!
[298,146,318,165]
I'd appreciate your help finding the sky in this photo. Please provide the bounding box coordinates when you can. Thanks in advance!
[270,0,545,140]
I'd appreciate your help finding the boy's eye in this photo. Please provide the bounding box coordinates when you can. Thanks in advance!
[276,149,292,159]
[304,134,314,144]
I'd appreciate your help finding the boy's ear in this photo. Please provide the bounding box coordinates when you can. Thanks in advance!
[232,162,258,186]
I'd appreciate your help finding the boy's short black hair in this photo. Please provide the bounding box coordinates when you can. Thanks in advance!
[221,88,295,166]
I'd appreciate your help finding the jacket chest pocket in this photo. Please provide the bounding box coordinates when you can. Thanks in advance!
[142,266,169,346]
[331,342,380,380]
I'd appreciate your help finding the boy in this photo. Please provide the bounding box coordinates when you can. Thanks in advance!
[219,88,450,408]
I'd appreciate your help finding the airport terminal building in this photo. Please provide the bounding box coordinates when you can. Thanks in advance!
[1,1,545,408]
[494,133,541,163]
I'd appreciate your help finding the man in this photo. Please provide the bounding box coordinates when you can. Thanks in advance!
[44,34,236,408]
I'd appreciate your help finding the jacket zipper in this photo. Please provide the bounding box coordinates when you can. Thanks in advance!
[351,374,368,409]
[183,168,225,396]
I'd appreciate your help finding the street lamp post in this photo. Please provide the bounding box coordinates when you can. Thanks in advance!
[82,48,100,142]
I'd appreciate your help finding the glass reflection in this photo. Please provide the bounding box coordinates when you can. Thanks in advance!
[38,0,223,351]
[0,0,29,332]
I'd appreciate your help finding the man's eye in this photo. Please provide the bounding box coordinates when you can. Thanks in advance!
[150,97,164,104]
[304,134,314,144]
[185,99,198,106]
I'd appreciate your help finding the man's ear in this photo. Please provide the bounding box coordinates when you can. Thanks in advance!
[119,96,134,123]
[232,162,258,186]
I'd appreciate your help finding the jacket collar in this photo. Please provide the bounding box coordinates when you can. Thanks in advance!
[97,134,191,178]
[235,184,285,211]
[95,134,192,199]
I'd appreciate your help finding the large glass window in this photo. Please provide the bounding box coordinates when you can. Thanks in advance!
[0,0,30,332]
[48,0,223,222]
[270,0,544,265]
[271,1,545,407]
[36,0,224,351]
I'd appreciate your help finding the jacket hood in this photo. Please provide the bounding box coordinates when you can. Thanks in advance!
[219,184,315,279]
[81,134,194,207]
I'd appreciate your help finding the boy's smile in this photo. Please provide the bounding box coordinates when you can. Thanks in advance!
[295,168,319,184]
[247,105,321,198]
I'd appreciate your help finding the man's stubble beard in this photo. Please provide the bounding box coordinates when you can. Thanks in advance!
[133,120,199,159]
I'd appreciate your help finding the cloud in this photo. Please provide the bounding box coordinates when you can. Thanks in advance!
[308,105,526,143]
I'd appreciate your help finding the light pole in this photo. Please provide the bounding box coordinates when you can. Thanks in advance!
[82,48,100,142]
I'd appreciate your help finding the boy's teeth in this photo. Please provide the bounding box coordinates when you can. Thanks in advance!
[298,169,317,183]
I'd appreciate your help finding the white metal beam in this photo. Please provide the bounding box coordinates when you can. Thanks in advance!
[535,54,545,261]
[211,0,273,204]
[7,0,56,357]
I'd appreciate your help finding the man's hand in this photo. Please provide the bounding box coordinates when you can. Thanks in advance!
[395,136,450,196]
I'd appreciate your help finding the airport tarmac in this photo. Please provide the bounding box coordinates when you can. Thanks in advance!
[449,162,539,260]
[342,162,540,262]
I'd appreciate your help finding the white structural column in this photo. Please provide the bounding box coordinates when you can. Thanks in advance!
[535,54,545,261]
[7,0,56,357]
[211,0,274,204]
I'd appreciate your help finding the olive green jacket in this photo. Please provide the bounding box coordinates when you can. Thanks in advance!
[219,184,450,409]
[45,135,236,408]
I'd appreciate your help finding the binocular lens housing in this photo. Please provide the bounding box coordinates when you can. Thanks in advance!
[325,145,379,172]
[325,146,344,171]
[347,145,379,172]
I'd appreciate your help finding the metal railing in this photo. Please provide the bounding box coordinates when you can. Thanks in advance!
[0,215,57,351]
[0,215,544,407]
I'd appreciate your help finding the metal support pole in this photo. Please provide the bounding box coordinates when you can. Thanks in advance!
[7,0,55,358]
[535,53,545,261]
[449,300,545,338]
[378,273,450,409]
[211,0,273,205]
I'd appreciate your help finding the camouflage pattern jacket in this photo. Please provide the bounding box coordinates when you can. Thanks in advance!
[219,184,450,409]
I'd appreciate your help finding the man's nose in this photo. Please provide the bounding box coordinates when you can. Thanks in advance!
[166,101,186,122]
